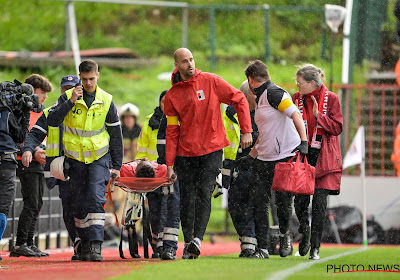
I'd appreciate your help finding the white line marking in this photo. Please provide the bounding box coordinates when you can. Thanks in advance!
[267,247,369,280]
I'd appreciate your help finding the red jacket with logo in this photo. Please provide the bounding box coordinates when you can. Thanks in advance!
[164,69,252,166]
[292,84,343,193]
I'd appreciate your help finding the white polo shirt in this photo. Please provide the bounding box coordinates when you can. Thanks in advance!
[254,82,300,161]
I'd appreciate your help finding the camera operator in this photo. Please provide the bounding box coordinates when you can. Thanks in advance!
[10,74,53,258]
[0,82,32,261]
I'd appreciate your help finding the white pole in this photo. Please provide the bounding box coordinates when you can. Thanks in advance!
[361,152,368,247]
[67,1,81,76]
[341,0,353,84]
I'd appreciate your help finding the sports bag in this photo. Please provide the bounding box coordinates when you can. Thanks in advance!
[272,152,315,195]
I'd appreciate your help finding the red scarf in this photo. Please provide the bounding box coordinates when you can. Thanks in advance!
[297,86,329,150]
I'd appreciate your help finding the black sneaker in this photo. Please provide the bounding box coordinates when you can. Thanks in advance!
[182,245,190,259]
[9,244,37,257]
[299,225,311,256]
[279,233,293,258]
[187,239,201,259]
[239,248,255,258]
[161,247,177,260]
[250,249,269,259]
[28,245,49,257]
[309,248,320,260]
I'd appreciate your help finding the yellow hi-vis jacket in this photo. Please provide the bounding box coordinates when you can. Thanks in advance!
[135,112,159,161]
[43,109,61,158]
[222,109,241,161]
[63,87,112,164]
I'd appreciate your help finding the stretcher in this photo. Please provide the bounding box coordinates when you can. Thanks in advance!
[106,175,174,258]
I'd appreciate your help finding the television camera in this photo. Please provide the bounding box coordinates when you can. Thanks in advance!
[0,79,38,117]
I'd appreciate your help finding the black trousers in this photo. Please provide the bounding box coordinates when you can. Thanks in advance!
[16,172,45,246]
[228,165,255,239]
[249,158,293,250]
[295,188,330,249]
[0,169,17,216]
[174,150,222,243]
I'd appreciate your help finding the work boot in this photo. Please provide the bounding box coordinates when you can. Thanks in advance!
[9,244,37,257]
[90,241,103,262]
[187,238,201,259]
[279,232,293,258]
[239,248,255,258]
[250,249,269,259]
[309,248,320,260]
[161,247,177,260]
[71,239,81,261]
[298,225,311,256]
[28,245,49,257]
[80,240,91,261]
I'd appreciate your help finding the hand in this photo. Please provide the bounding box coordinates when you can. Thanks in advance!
[70,86,83,103]
[33,148,46,165]
[167,166,177,182]
[22,151,33,167]
[241,132,253,149]
[235,154,254,170]
[110,169,120,180]
[311,95,318,118]
[291,141,308,155]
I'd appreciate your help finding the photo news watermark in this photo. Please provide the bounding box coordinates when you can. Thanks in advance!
[327,264,400,273]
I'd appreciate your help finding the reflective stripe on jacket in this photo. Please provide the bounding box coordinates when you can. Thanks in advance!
[222,110,240,161]
[63,86,112,164]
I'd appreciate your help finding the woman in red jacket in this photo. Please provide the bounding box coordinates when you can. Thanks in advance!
[292,64,343,260]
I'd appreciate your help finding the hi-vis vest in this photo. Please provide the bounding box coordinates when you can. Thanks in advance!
[64,87,112,164]
[43,109,61,158]
[222,110,240,161]
[135,113,159,161]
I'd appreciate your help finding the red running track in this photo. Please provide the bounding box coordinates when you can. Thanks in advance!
[0,241,241,280]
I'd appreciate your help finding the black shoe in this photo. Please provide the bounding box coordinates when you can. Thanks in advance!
[90,241,103,262]
[250,249,269,259]
[299,225,311,256]
[157,246,164,257]
[80,240,91,262]
[187,239,201,259]
[182,245,190,259]
[151,252,160,259]
[9,244,37,257]
[309,248,320,260]
[161,247,177,260]
[28,245,49,257]
[71,239,81,261]
[239,249,255,258]
[279,233,293,258]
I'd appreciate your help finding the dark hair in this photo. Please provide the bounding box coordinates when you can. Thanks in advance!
[159,90,168,104]
[25,74,53,92]
[79,59,98,73]
[135,164,156,178]
[244,60,270,83]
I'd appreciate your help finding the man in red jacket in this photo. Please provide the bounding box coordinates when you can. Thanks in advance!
[164,48,252,259]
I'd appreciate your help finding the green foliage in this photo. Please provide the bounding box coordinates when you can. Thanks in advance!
[1,0,354,62]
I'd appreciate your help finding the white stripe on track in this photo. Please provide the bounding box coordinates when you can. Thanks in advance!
[267,247,368,280]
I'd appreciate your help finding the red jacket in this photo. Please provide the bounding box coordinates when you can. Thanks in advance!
[292,84,343,192]
[164,69,252,166]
